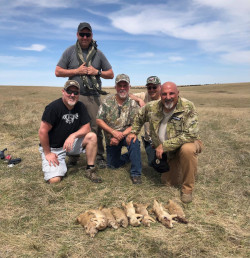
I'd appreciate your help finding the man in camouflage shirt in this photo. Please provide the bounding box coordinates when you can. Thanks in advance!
[96,74,142,184]
[127,82,203,202]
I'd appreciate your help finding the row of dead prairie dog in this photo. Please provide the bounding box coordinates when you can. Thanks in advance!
[77,200,188,237]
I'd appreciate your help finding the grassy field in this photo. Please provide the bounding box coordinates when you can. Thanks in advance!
[0,83,249,257]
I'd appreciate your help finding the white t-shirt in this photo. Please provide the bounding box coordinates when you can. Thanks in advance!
[158,109,174,143]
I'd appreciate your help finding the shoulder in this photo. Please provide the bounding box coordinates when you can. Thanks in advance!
[179,97,196,111]
[45,98,62,109]
[62,45,75,55]
[102,94,116,105]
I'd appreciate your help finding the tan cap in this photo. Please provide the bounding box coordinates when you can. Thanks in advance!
[64,80,80,90]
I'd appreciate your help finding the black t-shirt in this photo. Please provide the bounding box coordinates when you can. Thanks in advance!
[41,98,91,148]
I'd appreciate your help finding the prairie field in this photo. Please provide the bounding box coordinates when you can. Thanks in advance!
[0,82,249,257]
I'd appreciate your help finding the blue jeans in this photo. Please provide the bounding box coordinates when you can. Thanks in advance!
[106,138,142,177]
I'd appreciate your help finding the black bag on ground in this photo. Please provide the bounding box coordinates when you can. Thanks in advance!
[151,152,170,173]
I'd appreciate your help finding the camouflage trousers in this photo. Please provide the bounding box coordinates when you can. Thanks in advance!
[161,140,203,194]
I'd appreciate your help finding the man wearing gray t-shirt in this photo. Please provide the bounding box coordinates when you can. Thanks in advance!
[55,22,114,168]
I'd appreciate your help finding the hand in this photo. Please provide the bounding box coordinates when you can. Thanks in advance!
[45,152,59,167]
[155,144,164,159]
[77,63,88,75]
[87,66,98,76]
[126,133,137,145]
[63,134,76,152]
[111,130,124,141]
[110,137,120,146]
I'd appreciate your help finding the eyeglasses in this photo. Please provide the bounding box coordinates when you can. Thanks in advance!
[79,32,92,38]
[65,89,80,95]
[147,86,158,90]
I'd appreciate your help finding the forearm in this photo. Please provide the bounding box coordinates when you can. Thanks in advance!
[96,119,113,134]
[39,130,51,155]
[122,126,132,137]
[100,69,114,79]
[55,66,79,77]
[72,123,91,139]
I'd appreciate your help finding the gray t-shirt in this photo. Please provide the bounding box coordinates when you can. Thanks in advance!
[57,45,112,96]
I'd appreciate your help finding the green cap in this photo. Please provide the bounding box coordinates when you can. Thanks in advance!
[146,76,161,86]
[64,80,80,90]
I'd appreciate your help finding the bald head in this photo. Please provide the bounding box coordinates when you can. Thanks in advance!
[160,81,179,112]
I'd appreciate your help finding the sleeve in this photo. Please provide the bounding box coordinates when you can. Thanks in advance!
[131,105,148,135]
[96,102,106,120]
[162,103,200,152]
[41,104,57,126]
[57,47,72,69]
[99,50,112,71]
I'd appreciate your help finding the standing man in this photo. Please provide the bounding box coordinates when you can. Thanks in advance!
[127,82,203,202]
[55,22,114,168]
[39,80,102,184]
[96,74,142,184]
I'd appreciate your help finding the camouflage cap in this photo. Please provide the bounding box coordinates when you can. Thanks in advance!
[78,22,92,32]
[146,76,161,86]
[64,80,80,90]
[115,74,130,84]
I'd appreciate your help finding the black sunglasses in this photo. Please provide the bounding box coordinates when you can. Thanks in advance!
[147,86,158,90]
[79,32,92,38]
[65,89,80,95]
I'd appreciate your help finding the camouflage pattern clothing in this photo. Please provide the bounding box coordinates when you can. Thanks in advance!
[131,97,200,154]
[97,94,140,146]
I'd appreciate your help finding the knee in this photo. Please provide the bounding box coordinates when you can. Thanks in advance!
[179,143,196,158]
[85,132,97,144]
[48,176,62,184]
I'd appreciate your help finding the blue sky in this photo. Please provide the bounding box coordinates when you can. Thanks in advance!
[0,0,250,87]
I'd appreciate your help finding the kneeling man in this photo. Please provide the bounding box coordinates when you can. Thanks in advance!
[96,74,142,184]
[38,80,101,184]
[127,82,203,202]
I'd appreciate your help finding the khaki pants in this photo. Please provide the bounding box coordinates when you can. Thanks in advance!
[161,140,203,194]
[79,95,104,158]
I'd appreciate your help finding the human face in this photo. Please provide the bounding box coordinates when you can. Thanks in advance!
[77,28,92,49]
[147,83,161,100]
[160,82,179,112]
[115,81,130,99]
[62,86,80,108]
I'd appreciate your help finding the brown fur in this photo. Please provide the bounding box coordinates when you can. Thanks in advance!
[152,200,177,228]
[88,209,108,230]
[77,211,98,238]
[134,203,156,227]
[111,207,129,228]
[122,201,143,227]
[101,207,119,229]
[165,200,188,224]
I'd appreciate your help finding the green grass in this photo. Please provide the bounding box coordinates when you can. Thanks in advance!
[0,83,249,257]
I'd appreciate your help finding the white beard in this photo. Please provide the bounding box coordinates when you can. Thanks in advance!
[164,100,174,110]
[118,90,128,99]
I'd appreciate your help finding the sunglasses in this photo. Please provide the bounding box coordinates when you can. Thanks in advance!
[147,86,158,90]
[79,32,92,38]
[65,89,80,95]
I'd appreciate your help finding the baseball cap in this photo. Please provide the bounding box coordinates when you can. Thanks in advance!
[146,76,161,86]
[77,22,92,32]
[64,80,80,90]
[115,74,130,84]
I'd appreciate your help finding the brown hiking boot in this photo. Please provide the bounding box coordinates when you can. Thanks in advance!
[84,167,102,183]
[181,193,192,203]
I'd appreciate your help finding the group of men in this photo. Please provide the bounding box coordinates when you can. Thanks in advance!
[38,22,202,203]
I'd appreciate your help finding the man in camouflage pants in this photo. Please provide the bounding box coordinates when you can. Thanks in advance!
[127,82,203,202]
[96,74,142,184]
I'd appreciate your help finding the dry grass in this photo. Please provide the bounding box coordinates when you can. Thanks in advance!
[0,83,249,257]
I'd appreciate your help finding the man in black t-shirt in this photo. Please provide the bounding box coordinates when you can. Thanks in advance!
[38,80,102,184]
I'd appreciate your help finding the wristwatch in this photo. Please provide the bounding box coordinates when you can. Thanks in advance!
[97,70,102,76]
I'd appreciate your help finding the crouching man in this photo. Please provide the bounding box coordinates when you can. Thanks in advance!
[96,74,142,184]
[127,82,203,202]
[38,80,102,184]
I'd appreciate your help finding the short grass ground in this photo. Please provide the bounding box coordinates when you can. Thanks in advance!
[0,83,249,257]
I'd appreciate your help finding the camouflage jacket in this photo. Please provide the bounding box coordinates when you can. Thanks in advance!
[97,94,140,145]
[131,97,200,152]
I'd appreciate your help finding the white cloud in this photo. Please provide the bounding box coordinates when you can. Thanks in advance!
[220,51,250,65]
[17,44,46,52]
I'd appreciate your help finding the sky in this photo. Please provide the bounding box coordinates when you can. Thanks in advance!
[0,0,250,87]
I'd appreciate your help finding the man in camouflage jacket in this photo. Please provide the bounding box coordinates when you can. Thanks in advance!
[96,74,142,184]
[127,82,203,202]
